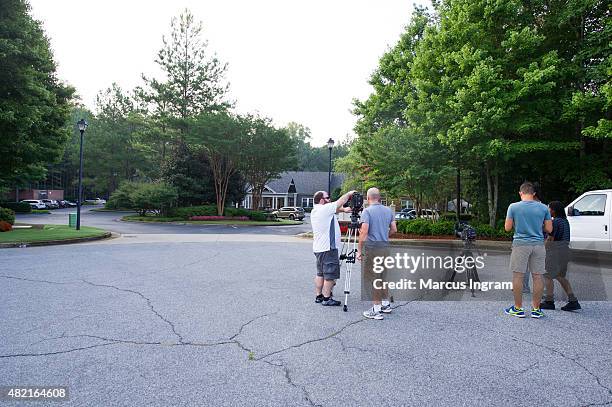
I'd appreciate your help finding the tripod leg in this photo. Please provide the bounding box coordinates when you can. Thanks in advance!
[343,262,351,312]
[343,228,353,312]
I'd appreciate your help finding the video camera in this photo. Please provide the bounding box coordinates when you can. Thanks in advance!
[343,192,364,213]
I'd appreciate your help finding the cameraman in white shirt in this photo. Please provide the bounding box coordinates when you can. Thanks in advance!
[311,190,356,306]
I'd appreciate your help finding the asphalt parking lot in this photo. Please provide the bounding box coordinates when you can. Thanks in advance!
[1,234,611,406]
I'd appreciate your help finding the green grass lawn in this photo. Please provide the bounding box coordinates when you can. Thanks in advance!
[0,225,108,244]
[122,215,302,226]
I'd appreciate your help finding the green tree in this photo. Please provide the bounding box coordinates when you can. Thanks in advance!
[242,116,296,209]
[188,112,246,215]
[81,84,152,198]
[0,0,74,189]
[141,9,230,124]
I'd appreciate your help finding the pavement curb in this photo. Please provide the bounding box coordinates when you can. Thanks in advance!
[0,231,112,248]
[120,218,303,227]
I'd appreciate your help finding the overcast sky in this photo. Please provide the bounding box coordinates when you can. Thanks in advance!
[29,0,429,147]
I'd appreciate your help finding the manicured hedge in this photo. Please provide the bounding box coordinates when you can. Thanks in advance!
[0,207,16,225]
[0,202,32,213]
[190,216,249,221]
[396,218,511,239]
[169,205,268,221]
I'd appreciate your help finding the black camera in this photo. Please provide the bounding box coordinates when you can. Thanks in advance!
[344,192,364,211]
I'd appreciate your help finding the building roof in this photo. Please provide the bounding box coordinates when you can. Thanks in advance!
[266,171,345,195]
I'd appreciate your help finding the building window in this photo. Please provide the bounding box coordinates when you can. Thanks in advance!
[302,197,313,208]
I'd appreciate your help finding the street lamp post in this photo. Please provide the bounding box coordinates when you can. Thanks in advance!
[327,138,334,194]
[76,119,88,230]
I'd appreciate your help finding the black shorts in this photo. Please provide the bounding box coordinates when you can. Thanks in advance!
[315,249,340,280]
[545,243,570,279]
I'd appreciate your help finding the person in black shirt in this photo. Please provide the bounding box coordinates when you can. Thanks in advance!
[540,201,581,311]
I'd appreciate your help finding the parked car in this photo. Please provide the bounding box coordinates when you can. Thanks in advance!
[41,199,59,209]
[419,209,439,220]
[395,208,416,220]
[271,206,305,221]
[85,198,106,205]
[566,189,612,252]
[21,199,46,210]
[58,200,77,208]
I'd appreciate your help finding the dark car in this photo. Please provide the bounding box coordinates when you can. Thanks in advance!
[41,199,59,209]
[271,206,305,221]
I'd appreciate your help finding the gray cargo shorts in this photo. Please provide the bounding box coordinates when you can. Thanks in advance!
[315,249,340,280]
[510,244,546,274]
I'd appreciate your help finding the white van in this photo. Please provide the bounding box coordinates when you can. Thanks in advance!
[566,189,612,252]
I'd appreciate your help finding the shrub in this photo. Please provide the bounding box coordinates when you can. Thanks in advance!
[171,205,268,221]
[401,218,433,235]
[0,207,16,225]
[249,211,268,222]
[497,226,513,239]
[131,183,178,216]
[0,202,32,213]
[106,182,135,209]
[108,181,178,216]
[474,223,497,238]
[190,216,249,221]
[0,220,12,232]
[430,220,456,236]
[170,205,218,218]
[225,207,252,217]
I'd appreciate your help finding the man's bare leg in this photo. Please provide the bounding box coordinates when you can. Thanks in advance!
[544,276,555,301]
[513,272,524,308]
[315,276,323,296]
[557,276,577,301]
[532,274,544,309]
[322,279,335,297]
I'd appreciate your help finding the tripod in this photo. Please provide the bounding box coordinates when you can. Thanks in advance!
[448,224,481,297]
[339,212,360,312]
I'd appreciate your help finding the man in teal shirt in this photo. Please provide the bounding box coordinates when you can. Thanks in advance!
[504,182,552,319]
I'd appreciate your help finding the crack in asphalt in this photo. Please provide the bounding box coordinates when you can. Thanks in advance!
[0,274,75,285]
[262,360,322,407]
[255,300,414,361]
[229,313,275,340]
[331,336,377,355]
[0,342,120,358]
[80,279,185,344]
[3,272,609,407]
[504,334,612,400]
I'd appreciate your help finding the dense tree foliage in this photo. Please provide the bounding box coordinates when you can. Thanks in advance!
[0,0,74,190]
[346,1,611,226]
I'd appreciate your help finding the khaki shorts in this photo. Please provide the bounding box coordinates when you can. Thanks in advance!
[510,244,546,274]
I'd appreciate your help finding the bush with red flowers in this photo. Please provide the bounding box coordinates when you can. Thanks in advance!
[189,216,250,221]
[0,220,13,232]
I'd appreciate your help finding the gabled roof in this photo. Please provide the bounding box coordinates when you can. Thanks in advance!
[266,171,346,195]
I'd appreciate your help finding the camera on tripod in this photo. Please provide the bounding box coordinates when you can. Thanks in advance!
[343,192,364,213]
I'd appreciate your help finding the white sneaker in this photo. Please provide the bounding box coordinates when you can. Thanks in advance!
[363,307,383,320]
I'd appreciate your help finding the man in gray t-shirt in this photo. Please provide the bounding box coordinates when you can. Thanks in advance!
[357,187,397,320]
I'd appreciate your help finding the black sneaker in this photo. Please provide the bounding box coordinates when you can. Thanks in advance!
[315,294,324,303]
[540,301,555,310]
[561,300,581,311]
[321,297,341,306]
